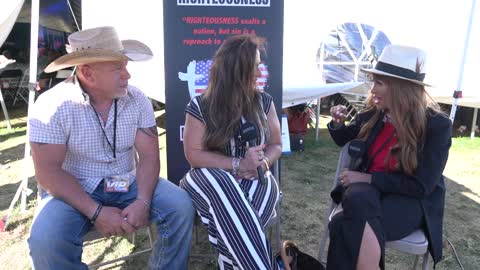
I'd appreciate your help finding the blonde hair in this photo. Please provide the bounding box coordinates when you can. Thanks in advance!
[358,74,444,175]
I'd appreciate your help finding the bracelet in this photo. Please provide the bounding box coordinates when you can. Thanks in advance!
[264,156,271,167]
[90,204,103,224]
[262,159,270,171]
[136,197,151,209]
[232,157,241,176]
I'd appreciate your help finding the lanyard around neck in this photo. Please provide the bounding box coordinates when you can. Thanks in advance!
[91,99,117,158]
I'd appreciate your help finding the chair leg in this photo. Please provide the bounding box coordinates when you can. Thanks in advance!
[318,201,335,263]
[275,213,281,251]
[421,252,429,270]
[317,221,329,264]
[131,232,136,245]
[147,224,154,249]
[412,255,419,270]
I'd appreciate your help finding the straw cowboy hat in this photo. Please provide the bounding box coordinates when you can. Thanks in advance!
[362,45,431,87]
[45,26,153,73]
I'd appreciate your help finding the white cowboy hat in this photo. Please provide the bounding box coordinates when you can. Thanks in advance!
[362,45,431,87]
[45,26,153,73]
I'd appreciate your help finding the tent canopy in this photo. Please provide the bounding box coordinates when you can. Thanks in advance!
[2,0,479,107]
[16,0,81,33]
[1,0,81,50]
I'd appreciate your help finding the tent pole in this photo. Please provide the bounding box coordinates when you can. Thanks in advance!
[315,43,325,143]
[315,97,320,142]
[450,0,477,122]
[0,89,12,131]
[471,108,478,140]
[20,0,40,212]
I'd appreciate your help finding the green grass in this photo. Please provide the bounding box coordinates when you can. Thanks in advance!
[1,104,479,269]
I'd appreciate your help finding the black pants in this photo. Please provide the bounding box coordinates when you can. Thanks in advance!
[327,183,423,270]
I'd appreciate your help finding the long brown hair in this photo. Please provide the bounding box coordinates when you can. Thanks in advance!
[202,34,267,151]
[358,74,444,175]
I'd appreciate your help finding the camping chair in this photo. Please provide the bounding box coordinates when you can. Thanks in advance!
[191,160,283,260]
[84,148,156,269]
[13,67,31,105]
[84,224,155,269]
[0,69,23,101]
[317,142,430,270]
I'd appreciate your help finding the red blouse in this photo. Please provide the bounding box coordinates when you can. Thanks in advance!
[367,122,398,172]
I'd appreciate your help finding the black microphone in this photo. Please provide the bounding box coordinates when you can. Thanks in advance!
[240,122,265,185]
[348,139,366,171]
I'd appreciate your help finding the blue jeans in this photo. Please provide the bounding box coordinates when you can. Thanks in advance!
[28,178,195,270]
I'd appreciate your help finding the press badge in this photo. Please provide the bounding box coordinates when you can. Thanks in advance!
[104,176,129,193]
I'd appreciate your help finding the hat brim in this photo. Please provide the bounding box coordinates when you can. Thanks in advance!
[45,40,153,73]
[361,68,431,87]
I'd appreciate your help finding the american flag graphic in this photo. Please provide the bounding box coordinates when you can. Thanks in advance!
[178,60,270,99]
[194,60,212,95]
[256,62,269,91]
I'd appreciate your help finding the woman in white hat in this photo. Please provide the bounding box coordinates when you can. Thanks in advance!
[326,45,451,269]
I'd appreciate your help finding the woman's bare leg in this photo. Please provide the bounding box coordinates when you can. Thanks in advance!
[357,222,381,270]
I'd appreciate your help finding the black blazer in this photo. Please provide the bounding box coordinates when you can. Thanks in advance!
[327,109,452,266]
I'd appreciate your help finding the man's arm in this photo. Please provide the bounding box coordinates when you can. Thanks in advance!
[31,142,133,236]
[31,142,98,218]
[120,125,160,229]
[134,125,160,202]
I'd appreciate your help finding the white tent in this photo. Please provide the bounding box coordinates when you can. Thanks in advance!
[1,0,479,217]
[28,0,479,111]
[283,0,480,107]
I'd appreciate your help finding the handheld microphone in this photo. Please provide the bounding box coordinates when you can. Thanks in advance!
[240,122,265,185]
[348,139,366,171]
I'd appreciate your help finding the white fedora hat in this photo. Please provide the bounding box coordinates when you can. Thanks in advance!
[45,26,153,73]
[362,45,431,87]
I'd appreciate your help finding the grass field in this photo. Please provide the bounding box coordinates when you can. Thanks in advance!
[1,104,479,269]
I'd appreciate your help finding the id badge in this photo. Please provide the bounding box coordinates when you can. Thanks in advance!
[104,176,130,193]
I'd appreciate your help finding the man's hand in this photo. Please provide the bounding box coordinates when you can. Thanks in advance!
[94,206,135,237]
[340,169,372,187]
[120,200,150,230]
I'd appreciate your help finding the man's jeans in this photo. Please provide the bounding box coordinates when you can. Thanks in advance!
[28,178,195,270]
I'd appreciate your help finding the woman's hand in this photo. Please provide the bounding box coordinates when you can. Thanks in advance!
[330,105,348,127]
[238,145,266,180]
[340,169,372,187]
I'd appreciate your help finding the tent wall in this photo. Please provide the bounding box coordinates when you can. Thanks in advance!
[82,0,164,103]
[0,0,25,48]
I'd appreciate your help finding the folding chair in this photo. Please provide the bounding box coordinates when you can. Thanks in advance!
[13,67,31,105]
[191,160,283,260]
[84,148,156,269]
[0,69,23,101]
[84,224,156,269]
[317,142,430,270]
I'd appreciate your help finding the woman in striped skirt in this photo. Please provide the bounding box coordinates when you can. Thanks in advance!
[180,34,282,270]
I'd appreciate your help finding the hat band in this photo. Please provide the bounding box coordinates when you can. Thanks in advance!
[375,61,425,82]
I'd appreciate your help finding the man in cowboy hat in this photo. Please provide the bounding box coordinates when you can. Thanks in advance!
[27,26,194,269]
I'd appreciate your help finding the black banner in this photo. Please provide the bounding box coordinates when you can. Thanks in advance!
[164,0,284,183]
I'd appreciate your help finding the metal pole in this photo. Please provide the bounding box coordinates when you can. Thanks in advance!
[20,0,40,212]
[315,97,320,142]
[450,0,477,122]
[316,43,325,143]
[471,108,478,140]
[0,89,12,131]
